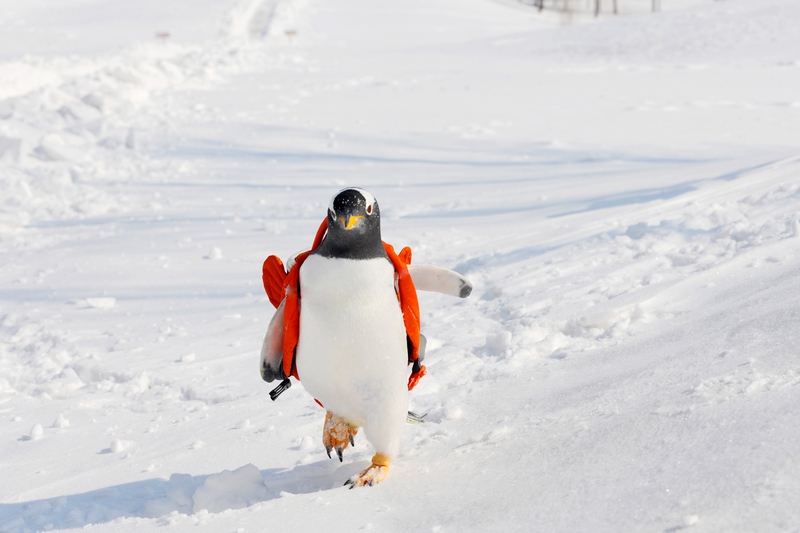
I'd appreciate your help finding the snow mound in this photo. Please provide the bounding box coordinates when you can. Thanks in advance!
[191,464,269,513]
[141,465,268,518]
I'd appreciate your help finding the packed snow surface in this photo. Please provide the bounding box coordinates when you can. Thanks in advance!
[2,0,800,531]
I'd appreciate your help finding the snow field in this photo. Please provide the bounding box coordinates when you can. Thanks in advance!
[2,0,800,531]
[0,0,310,236]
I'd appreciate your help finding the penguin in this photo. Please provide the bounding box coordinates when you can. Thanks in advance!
[260,187,472,488]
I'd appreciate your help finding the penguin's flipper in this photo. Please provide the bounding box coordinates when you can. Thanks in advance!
[344,453,391,488]
[323,411,359,462]
[408,265,472,298]
[260,300,286,382]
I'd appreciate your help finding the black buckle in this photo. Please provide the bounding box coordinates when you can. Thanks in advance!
[269,378,292,401]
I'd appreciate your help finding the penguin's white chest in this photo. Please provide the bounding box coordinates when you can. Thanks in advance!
[295,254,408,426]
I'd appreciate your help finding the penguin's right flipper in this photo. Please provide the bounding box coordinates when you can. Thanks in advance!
[260,300,286,382]
[408,265,472,298]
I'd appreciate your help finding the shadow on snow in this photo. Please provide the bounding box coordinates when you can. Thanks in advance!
[0,461,365,532]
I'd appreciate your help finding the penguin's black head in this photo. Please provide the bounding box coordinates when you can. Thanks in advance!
[314,188,387,260]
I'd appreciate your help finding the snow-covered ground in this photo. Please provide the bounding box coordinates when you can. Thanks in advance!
[2,0,800,531]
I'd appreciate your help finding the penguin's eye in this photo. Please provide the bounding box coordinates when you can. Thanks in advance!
[366,204,373,215]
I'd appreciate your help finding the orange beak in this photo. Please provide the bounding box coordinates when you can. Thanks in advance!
[338,215,363,230]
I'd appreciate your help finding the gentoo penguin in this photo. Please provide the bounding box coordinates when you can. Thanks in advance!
[300,187,407,487]
[260,187,472,488]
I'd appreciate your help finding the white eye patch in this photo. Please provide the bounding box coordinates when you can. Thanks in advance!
[352,188,376,211]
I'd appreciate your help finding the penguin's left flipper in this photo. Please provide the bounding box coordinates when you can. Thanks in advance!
[344,453,391,489]
[408,265,472,298]
[260,300,286,382]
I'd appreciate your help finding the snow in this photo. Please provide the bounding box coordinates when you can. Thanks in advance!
[2,0,800,531]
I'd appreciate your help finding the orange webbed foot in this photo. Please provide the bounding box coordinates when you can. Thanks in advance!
[344,453,390,488]
[322,411,358,462]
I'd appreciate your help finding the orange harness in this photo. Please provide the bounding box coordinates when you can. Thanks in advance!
[262,219,427,391]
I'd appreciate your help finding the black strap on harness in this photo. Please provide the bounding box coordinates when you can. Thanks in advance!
[269,378,292,401]
[268,348,297,401]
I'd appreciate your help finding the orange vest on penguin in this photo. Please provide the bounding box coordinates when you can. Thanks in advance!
[262,219,427,391]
